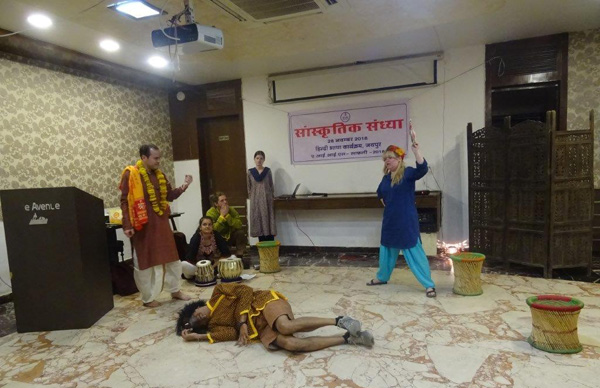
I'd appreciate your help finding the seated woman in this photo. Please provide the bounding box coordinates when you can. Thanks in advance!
[181,216,231,279]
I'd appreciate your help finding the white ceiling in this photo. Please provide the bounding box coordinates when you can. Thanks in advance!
[1,0,599,85]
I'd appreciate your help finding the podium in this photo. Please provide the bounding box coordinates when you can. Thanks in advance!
[0,187,114,332]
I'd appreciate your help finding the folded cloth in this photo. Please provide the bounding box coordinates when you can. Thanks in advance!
[120,166,148,231]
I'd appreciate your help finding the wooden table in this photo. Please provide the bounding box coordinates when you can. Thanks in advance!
[274,191,441,231]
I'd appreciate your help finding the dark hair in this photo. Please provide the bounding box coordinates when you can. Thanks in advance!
[139,144,159,158]
[198,216,213,226]
[176,300,208,335]
[209,191,225,206]
[254,150,265,159]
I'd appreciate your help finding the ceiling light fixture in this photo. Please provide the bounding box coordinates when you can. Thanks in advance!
[147,55,169,68]
[99,39,120,52]
[27,14,53,29]
[108,1,164,19]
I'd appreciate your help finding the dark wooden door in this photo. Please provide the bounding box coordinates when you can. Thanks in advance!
[197,114,248,227]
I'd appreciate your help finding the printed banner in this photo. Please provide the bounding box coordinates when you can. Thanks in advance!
[289,102,409,164]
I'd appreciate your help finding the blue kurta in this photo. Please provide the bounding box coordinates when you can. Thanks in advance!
[377,159,428,249]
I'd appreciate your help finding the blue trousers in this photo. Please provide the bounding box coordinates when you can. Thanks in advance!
[376,240,435,289]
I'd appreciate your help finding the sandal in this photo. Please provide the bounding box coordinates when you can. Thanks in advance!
[366,279,387,286]
[426,288,437,298]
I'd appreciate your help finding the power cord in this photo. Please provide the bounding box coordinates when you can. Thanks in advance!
[0,274,11,290]
[291,210,320,252]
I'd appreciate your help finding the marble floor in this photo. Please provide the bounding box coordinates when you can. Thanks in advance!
[0,265,599,388]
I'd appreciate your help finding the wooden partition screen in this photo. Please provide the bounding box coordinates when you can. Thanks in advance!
[549,112,595,273]
[467,123,508,262]
[468,110,594,278]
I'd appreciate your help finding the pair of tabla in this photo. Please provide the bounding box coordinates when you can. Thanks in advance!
[194,256,243,287]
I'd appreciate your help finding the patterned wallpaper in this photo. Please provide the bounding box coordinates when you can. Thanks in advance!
[568,28,600,188]
[0,55,174,219]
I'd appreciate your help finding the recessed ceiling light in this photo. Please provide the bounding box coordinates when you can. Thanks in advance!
[100,39,120,52]
[108,1,163,19]
[147,56,169,68]
[27,14,53,29]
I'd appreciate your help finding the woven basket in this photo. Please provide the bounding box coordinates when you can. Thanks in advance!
[257,240,281,273]
[526,295,584,354]
[449,252,485,296]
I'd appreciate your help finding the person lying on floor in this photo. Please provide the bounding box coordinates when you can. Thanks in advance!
[175,283,374,351]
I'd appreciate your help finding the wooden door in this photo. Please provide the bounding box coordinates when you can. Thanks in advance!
[198,114,248,229]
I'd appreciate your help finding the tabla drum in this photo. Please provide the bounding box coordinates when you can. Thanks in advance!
[195,260,216,287]
[218,257,243,283]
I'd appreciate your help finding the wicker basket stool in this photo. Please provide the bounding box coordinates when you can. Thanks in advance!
[526,295,584,354]
[449,252,486,296]
[256,240,281,273]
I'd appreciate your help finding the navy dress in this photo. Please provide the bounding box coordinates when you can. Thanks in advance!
[377,159,428,249]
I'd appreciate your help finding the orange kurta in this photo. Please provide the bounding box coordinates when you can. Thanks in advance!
[120,168,184,270]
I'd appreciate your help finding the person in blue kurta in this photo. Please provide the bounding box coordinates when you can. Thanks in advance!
[367,142,436,298]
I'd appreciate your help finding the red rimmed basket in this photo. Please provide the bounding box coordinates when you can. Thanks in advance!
[449,252,485,296]
[526,295,584,354]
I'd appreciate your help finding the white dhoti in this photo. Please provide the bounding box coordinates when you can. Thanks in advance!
[181,261,197,279]
[133,257,182,304]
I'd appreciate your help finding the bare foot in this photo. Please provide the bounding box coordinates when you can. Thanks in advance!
[143,300,161,308]
[171,291,191,301]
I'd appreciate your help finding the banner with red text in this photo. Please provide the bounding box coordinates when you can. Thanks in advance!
[289,102,409,164]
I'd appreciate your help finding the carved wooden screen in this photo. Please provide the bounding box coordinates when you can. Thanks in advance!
[504,114,553,276]
[468,110,594,278]
[467,123,508,261]
[548,111,595,275]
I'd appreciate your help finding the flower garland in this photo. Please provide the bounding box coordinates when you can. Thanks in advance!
[386,145,406,160]
[136,159,168,215]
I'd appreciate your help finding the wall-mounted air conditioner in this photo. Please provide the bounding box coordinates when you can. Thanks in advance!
[208,0,344,23]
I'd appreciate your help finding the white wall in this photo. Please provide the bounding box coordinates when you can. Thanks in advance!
[0,222,10,295]
[171,160,203,239]
[242,45,485,247]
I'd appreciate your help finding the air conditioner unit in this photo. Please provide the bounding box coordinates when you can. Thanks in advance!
[208,0,344,23]
[151,23,224,54]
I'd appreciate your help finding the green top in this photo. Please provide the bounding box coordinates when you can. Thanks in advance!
[256,240,280,248]
[449,252,485,262]
[206,206,243,241]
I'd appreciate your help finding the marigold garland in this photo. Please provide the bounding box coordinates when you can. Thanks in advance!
[136,159,168,215]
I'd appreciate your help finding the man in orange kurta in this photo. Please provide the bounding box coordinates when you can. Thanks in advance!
[120,144,192,307]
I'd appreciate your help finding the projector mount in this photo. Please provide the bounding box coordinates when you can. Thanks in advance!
[168,0,195,28]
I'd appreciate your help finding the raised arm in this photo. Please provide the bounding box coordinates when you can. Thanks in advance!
[166,174,192,201]
[409,142,428,181]
[226,207,243,230]
[412,142,424,165]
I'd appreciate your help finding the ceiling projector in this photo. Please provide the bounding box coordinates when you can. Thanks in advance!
[151,23,224,54]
